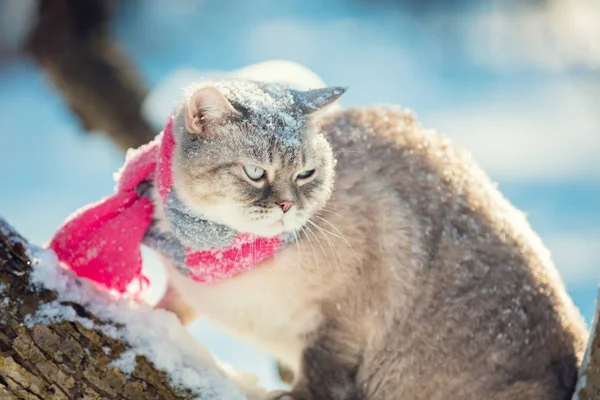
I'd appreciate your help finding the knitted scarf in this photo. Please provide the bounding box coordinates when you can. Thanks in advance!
[48,115,284,297]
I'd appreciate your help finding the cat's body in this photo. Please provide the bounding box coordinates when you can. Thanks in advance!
[150,81,588,400]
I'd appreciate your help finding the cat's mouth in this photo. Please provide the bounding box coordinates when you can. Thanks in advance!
[269,218,286,232]
[254,214,301,238]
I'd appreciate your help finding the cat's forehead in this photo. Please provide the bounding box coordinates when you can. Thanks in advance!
[215,80,295,111]
[214,80,307,148]
[238,127,312,170]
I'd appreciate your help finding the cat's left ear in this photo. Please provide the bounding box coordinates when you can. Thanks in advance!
[185,87,238,134]
[292,86,347,115]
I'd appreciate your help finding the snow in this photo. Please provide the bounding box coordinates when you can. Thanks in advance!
[108,349,137,375]
[0,220,25,251]
[142,60,329,131]
[24,244,253,400]
[186,78,305,148]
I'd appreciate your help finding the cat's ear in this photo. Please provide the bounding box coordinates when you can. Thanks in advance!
[185,87,237,134]
[292,86,347,115]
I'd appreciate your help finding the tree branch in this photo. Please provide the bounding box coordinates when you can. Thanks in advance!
[27,0,155,151]
[0,217,252,400]
[573,289,600,399]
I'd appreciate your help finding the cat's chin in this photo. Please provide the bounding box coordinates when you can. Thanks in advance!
[248,221,288,239]
[239,219,304,239]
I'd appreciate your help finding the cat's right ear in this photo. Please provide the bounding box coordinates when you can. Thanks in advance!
[292,86,347,115]
[185,87,237,134]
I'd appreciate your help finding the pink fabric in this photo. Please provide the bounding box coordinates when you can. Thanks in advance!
[48,191,154,295]
[48,115,281,296]
[156,117,175,201]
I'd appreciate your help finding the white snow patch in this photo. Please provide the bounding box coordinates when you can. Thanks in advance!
[108,349,137,375]
[24,244,250,400]
[142,60,329,131]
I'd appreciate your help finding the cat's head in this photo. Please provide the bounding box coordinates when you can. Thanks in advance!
[171,79,346,238]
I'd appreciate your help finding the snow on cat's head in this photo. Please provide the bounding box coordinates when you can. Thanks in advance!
[171,79,346,238]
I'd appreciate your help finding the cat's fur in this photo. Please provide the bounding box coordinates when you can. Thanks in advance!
[151,80,588,400]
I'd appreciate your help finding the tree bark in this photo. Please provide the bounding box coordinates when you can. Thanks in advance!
[27,0,155,151]
[0,217,246,400]
[573,290,600,400]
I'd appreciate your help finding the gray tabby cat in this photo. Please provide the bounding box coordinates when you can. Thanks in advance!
[149,79,588,400]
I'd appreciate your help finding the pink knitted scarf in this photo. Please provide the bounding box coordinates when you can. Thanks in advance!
[48,115,281,296]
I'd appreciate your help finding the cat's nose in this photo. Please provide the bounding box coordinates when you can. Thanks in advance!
[278,200,294,213]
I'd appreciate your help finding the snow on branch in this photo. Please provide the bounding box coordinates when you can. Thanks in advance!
[0,217,258,400]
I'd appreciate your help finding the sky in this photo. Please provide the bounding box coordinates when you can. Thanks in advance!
[0,0,598,391]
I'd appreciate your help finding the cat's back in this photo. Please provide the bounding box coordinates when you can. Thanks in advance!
[318,105,478,205]
[317,106,588,399]
[317,105,517,231]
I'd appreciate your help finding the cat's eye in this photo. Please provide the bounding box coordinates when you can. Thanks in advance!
[297,169,315,180]
[243,165,265,181]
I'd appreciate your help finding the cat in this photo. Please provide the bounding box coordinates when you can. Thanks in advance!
[145,79,588,400]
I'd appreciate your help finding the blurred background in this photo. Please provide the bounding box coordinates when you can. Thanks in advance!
[0,0,598,391]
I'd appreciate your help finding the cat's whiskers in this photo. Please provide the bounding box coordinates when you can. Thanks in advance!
[303,224,329,268]
[300,226,322,283]
[313,215,358,260]
[307,220,342,274]
[320,208,364,237]
[292,229,302,276]
[303,224,335,282]
[308,223,344,240]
